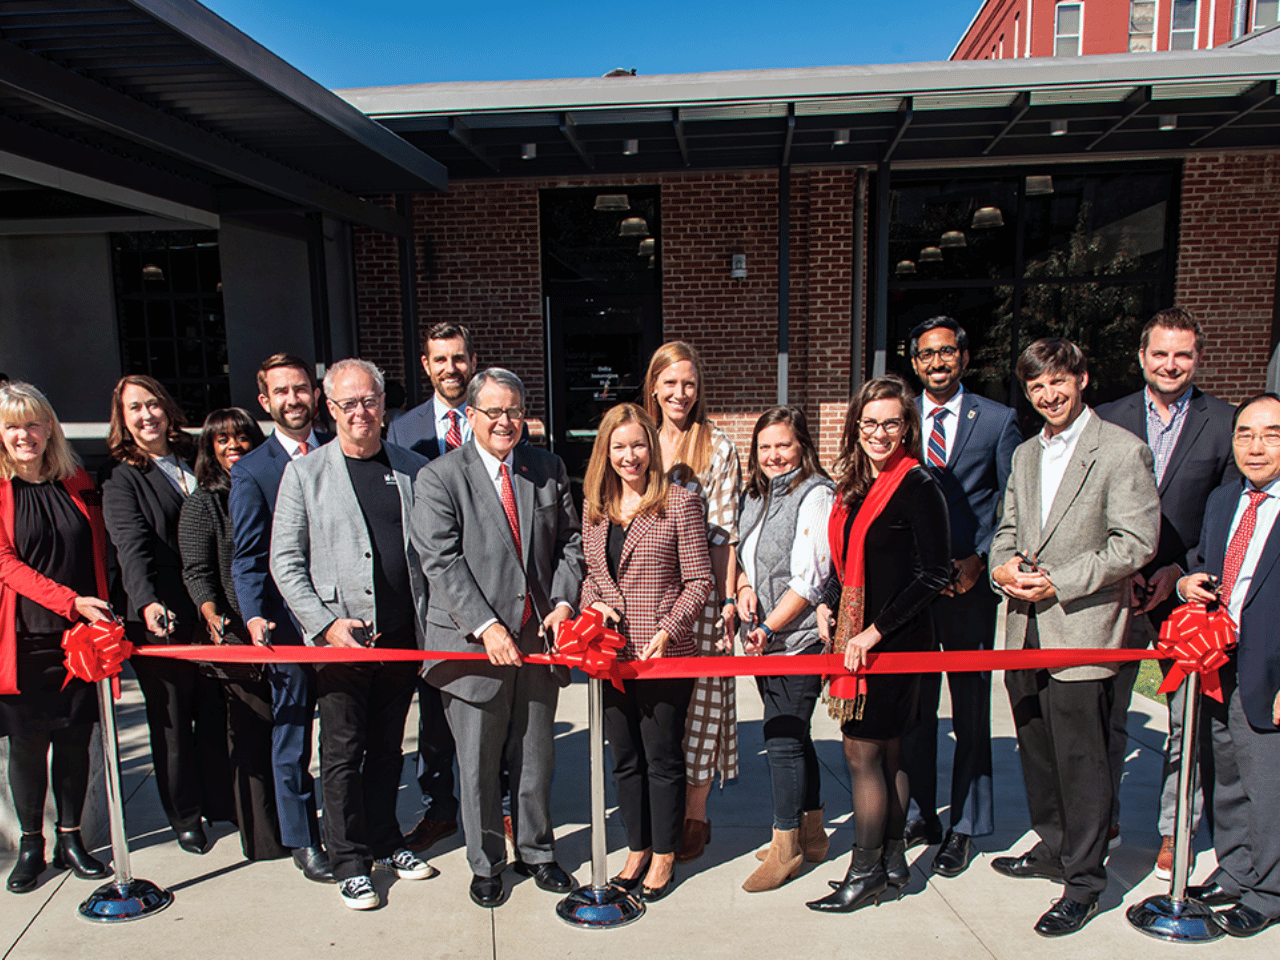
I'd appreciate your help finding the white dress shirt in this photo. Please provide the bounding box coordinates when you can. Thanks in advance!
[276,428,320,460]
[1222,476,1280,623]
[923,385,966,467]
[433,394,472,457]
[739,483,835,605]
[1037,407,1092,530]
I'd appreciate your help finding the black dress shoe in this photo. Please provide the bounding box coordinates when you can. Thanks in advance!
[610,855,652,893]
[1185,880,1236,906]
[175,826,208,855]
[639,876,673,902]
[902,818,944,850]
[1034,897,1099,937]
[512,860,574,893]
[6,836,45,894]
[1215,903,1278,937]
[292,845,336,884]
[52,830,108,880]
[470,873,507,908]
[932,831,972,878]
[403,816,458,853]
[990,850,1063,882]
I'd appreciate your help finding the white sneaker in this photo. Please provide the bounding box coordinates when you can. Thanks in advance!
[375,848,438,880]
[338,875,378,910]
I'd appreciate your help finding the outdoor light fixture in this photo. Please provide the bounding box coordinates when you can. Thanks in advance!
[1025,175,1055,196]
[730,254,747,278]
[919,246,943,263]
[594,194,630,211]
[895,259,917,276]
[619,217,649,237]
[971,206,1004,229]
[142,264,165,282]
[940,230,967,248]
[1159,114,1178,131]
[833,129,851,145]
[623,139,639,155]
[521,143,537,160]
[1049,119,1068,136]
[638,238,655,256]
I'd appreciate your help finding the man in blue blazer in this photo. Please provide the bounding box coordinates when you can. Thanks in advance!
[901,316,1021,877]
[1178,392,1280,938]
[230,353,333,883]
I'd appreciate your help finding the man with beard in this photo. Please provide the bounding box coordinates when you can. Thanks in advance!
[230,353,333,883]
[901,316,1021,878]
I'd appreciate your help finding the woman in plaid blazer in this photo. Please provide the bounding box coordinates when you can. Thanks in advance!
[579,403,713,902]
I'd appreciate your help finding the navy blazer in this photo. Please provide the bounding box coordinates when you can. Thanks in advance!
[387,396,532,461]
[915,389,1021,561]
[228,429,332,644]
[1189,480,1280,732]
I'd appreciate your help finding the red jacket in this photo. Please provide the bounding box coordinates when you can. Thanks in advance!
[0,469,110,694]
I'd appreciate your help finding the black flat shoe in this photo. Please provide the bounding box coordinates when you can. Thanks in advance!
[990,850,1063,882]
[1034,897,1099,937]
[932,831,972,878]
[639,877,673,902]
[470,873,507,908]
[902,818,943,850]
[512,860,574,893]
[175,826,208,855]
[52,830,108,879]
[1185,880,1236,906]
[1215,903,1278,937]
[292,844,336,884]
[610,855,652,893]
[6,836,45,894]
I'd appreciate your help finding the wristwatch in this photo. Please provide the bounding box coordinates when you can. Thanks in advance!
[759,623,776,643]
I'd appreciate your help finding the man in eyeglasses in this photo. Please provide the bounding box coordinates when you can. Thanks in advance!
[901,316,1021,879]
[410,367,585,908]
[989,338,1160,937]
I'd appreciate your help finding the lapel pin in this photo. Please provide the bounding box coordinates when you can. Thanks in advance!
[968,410,976,419]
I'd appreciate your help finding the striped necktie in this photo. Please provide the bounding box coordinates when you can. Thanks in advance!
[927,408,949,470]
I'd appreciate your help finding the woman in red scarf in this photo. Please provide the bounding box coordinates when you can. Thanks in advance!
[807,375,950,914]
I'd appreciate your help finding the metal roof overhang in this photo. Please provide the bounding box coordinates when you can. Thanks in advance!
[0,0,447,237]
[339,48,1280,181]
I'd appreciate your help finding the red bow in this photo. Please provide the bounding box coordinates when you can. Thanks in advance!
[62,620,134,699]
[555,609,627,691]
[1157,601,1237,702]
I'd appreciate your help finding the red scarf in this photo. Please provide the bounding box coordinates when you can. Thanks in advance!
[825,448,918,722]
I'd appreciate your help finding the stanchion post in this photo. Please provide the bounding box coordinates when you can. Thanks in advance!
[1126,669,1223,942]
[556,676,644,928]
[77,677,173,922]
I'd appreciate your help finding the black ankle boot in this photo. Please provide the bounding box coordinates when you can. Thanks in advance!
[7,834,45,894]
[53,830,108,880]
[883,839,909,891]
[806,846,887,913]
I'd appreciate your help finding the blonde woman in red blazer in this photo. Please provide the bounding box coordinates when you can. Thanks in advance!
[0,382,113,893]
[579,403,712,903]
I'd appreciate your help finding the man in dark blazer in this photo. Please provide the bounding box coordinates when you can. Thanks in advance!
[229,353,333,883]
[1097,308,1236,879]
[902,316,1021,878]
[1178,392,1280,938]
[411,367,585,909]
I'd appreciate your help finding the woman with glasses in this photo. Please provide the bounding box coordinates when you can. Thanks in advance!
[806,375,950,914]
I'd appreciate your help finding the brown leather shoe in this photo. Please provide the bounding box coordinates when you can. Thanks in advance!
[403,817,458,853]
[503,815,514,846]
[674,818,710,863]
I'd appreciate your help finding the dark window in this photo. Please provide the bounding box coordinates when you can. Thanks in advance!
[111,231,229,424]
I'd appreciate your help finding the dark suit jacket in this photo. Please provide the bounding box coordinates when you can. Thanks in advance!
[411,439,585,701]
[1189,480,1280,731]
[387,397,530,461]
[228,429,332,644]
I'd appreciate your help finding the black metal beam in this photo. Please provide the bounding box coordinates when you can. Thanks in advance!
[0,36,411,236]
[1191,79,1277,146]
[882,97,913,163]
[1085,85,1151,151]
[559,114,594,170]
[873,160,890,377]
[448,117,500,173]
[982,91,1030,156]
[781,103,795,167]
[673,109,690,167]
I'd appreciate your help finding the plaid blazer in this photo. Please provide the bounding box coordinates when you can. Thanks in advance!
[580,484,713,660]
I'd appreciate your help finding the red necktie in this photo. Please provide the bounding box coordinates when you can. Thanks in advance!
[1221,489,1269,603]
[926,408,948,470]
[296,441,309,456]
[500,463,532,627]
[445,410,462,451]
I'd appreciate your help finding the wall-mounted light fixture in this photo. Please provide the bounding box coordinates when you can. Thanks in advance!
[623,139,640,156]
[1049,119,1068,136]
[521,143,537,160]
[730,254,747,279]
[1159,114,1177,131]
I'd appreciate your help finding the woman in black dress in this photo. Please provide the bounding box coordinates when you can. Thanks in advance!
[806,375,950,914]
[100,375,233,854]
[178,408,288,862]
[0,382,111,892]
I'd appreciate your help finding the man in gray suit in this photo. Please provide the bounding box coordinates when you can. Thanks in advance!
[411,367,585,908]
[271,358,437,911]
[990,338,1159,938]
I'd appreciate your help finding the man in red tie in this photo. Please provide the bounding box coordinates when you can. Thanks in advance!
[388,322,477,460]
[1178,393,1280,938]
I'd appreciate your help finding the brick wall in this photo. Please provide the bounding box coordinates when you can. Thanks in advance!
[1176,154,1280,402]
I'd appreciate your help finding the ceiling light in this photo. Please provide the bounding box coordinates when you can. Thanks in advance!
[940,230,967,248]
[521,143,537,160]
[895,260,917,276]
[833,128,851,146]
[1025,175,1055,196]
[594,194,630,211]
[619,217,649,237]
[919,246,943,263]
[971,206,1005,229]
[1049,119,1068,136]
[638,238,655,256]
[623,139,639,156]
[1159,114,1177,131]
[142,264,165,282]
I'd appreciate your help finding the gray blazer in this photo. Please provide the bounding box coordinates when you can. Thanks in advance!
[990,410,1160,681]
[411,439,585,702]
[269,438,430,646]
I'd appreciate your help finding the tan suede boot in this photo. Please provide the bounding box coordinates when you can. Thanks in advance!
[799,807,830,862]
[743,828,803,892]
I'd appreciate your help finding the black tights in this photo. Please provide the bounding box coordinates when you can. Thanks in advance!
[843,734,908,851]
[7,723,94,835]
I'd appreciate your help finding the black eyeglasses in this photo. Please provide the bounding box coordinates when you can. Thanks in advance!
[914,346,960,363]
[472,406,525,422]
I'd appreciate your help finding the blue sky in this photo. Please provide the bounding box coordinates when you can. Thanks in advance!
[201,0,979,90]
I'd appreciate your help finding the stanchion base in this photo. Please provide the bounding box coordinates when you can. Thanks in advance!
[78,878,174,923]
[556,884,645,929]
[1127,894,1225,943]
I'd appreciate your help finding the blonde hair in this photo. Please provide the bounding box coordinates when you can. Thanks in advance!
[643,340,711,478]
[0,381,80,482]
[582,404,669,526]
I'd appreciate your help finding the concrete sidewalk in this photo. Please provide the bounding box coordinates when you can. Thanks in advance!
[0,669,1262,959]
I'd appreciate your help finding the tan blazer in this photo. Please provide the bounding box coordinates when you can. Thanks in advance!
[990,410,1160,681]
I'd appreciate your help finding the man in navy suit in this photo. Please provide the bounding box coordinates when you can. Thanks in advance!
[1178,393,1280,938]
[230,353,333,883]
[1097,308,1236,879]
[901,316,1021,877]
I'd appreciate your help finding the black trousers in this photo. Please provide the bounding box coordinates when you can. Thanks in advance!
[1005,666,1114,904]
[224,678,289,861]
[6,722,94,833]
[756,662,822,831]
[603,677,695,855]
[316,659,418,880]
[414,675,459,820]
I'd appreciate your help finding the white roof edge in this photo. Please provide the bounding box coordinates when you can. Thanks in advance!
[947,0,989,60]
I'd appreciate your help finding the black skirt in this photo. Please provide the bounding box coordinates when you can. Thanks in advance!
[0,632,98,737]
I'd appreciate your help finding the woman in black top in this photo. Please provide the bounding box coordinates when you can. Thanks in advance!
[100,375,233,854]
[179,408,288,861]
[806,376,950,914]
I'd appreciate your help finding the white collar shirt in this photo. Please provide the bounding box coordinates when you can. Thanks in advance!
[277,429,320,460]
[923,385,966,467]
[432,394,471,457]
[1224,476,1280,622]
[1037,406,1092,530]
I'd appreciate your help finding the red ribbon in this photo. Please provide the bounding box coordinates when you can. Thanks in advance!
[1156,601,1237,702]
[551,609,627,692]
[62,620,134,699]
